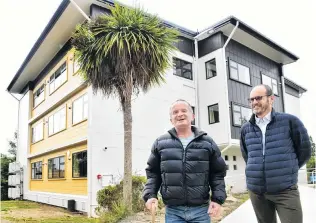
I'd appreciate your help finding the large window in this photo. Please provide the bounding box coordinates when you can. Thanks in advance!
[208,104,219,124]
[48,108,66,136]
[232,104,252,126]
[205,59,217,79]
[31,161,42,179]
[72,94,88,125]
[72,151,87,178]
[229,60,251,85]
[48,156,65,179]
[33,84,45,107]
[173,58,193,80]
[261,73,278,95]
[32,121,44,143]
[49,62,67,93]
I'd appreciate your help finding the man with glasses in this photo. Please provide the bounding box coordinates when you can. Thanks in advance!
[240,84,311,223]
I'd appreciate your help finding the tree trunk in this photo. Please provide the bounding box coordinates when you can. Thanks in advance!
[123,94,133,212]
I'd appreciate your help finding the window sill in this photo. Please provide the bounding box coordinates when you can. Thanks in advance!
[208,122,220,125]
[31,138,44,145]
[33,99,45,110]
[31,179,43,181]
[48,128,67,138]
[49,80,68,96]
[229,77,252,87]
[72,177,87,180]
[72,118,87,127]
[48,178,66,181]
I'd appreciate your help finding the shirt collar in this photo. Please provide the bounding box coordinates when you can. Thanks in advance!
[255,112,271,124]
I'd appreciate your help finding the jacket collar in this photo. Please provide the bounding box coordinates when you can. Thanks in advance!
[168,126,206,140]
[249,108,276,125]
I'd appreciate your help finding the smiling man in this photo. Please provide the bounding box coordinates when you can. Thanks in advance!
[240,85,311,223]
[143,99,227,223]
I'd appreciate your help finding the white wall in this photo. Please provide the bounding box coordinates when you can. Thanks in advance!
[285,93,301,118]
[88,52,196,215]
[197,48,230,145]
[17,91,31,197]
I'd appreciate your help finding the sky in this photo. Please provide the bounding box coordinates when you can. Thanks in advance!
[0,0,315,154]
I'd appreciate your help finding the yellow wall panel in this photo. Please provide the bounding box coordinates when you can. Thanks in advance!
[30,143,87,195]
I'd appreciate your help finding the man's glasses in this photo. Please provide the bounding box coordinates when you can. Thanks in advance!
[248,95,271,103]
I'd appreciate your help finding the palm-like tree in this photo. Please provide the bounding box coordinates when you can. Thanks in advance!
[72,3,178,210]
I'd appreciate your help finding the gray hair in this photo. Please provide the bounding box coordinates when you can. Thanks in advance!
[262,84,273,96]
[169,99,193,116]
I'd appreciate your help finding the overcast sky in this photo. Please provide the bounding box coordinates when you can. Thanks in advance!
[0,0,315,154]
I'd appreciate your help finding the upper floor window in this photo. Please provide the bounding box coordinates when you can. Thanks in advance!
[48,156,65,179]
[48,107,66,136]
[205,59,217,79]
[49,62,67,94]
[32,121,44,143]
[33,84,45,108]
[232,104,252,126]
[208,104,219,124]
[173,58,193,80]
[73,54,80,75]
[72,150,87,178]
[229,60,250,85]
[31,161,42,179]
[191,106,195,126]
[261,73,278,95]
[73,94,88,125]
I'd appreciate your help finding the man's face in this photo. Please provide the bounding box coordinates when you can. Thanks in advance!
[249,86,274,116]
[170,102,194,129]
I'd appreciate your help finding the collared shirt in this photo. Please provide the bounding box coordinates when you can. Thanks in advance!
[255,112,271,155]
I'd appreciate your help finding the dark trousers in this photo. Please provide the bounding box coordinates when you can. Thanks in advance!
[249,185,302,223]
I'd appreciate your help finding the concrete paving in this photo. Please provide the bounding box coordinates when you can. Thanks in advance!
[220,185,316,223]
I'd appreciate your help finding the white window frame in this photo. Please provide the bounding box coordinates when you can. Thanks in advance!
[261,73,279,95]
[32,121,44,143]
[48,107,66,136]
[33,84,45,108]
[72,94,88,125]
[49,62,67,94]
[232,103,252,127]
[229,60,251,85]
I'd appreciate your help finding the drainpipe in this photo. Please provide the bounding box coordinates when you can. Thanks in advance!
[221,21,239,151]
[193,39,201,127]
[279,65,286,112]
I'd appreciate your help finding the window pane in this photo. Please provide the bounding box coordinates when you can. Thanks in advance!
[48,160,53,178]
[262,74,271,87]
[73,98,83,124]
[233,105,241,112]
[83,95,88,119]
[233,111,242,125]
[230,61,237,68]
[73,153,80,178]
[208,104,219,124]
[59,157,65,178]
[53,158,59,178]
[230,68,238,80]
[49,81,55,93]
[272,83,278,95]
[206,59,216,79]
[238,64,250,84]
[48,116,54,135]
[241,107,252,124]
[173,58,192,80]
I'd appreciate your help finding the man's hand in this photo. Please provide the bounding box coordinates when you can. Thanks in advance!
[145,198,158,212]
[207,201,221,218]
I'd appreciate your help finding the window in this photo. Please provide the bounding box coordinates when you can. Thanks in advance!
[32,121,44,143]
[49,62,67,93]
[72,94,88,125]
[233,156,237,161]
[33,84,45,107]
[72,151,87,178]
[173,58,193,80]
[229,60,251,85]
[208,104,219,124]
[261,73,278,95]
[205,59,217,79]
[233,165,237,170]
[73,54,80,74]
[31,161,42,179]
[48,156,65,179]
[232,104,252,126]
[191,106,195,126]
[48,108,66,136]
[225,155,229,161]
[226,165,229,170]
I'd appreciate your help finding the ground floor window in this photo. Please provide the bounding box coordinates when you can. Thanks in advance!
[72,151,87,178]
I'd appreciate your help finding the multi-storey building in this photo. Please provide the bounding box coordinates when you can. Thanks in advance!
[7,0,307,216]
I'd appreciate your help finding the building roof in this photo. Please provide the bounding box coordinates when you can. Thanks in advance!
[284,77,307,94]
[7,0,300,93]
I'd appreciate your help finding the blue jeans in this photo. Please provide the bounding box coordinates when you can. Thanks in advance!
[165,205,211,223]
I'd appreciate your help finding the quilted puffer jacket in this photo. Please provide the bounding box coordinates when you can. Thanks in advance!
[240,109,311,194]
[143,126,227,206]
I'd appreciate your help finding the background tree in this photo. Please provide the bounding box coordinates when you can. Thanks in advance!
[72,3,178,209]
[1,131,17,200]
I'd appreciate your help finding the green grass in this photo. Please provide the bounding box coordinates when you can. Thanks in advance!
[1,200,40,211]
[4,216,98,223]
[232,192,249,204]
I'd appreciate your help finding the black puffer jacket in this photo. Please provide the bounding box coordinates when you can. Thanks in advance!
[143,126,227,206]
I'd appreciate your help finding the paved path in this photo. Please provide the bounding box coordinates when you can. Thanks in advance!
[220,185,316,223]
